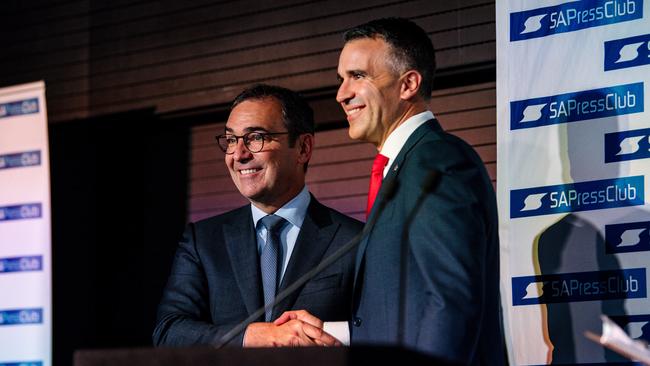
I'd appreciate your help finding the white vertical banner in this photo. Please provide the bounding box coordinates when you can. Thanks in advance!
[0,81,51,366]
[497,1,650,365]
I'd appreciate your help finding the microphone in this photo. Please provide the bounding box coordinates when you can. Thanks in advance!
[397,170,441,346]
[214,177,399,348]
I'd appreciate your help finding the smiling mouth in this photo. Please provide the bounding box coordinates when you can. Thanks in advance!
[239,168,261,175]
[345,106,364,117]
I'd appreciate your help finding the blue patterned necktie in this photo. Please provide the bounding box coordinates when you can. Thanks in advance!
[259,214,287,322]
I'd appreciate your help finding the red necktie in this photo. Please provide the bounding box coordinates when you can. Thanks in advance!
[366,153,389,218]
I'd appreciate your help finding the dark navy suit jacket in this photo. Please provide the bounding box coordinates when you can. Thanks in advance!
[351,120,504,365]
[153,195,363,346]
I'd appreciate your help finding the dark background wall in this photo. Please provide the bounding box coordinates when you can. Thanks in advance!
[1,1,495,365]
[48,110,189,363]
[1,0,494,122]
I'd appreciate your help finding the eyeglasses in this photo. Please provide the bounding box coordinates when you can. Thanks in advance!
[215,131,290,154]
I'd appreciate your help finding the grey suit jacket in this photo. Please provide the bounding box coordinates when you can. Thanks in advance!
[153,195,363,346]
[351,120,504,365]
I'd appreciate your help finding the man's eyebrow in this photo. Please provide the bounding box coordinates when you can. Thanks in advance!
[348,69,366,76]
[243,126,269,133]
[224,126,270,134]
[337,69,367,80]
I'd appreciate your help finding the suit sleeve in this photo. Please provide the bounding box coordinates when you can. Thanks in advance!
[407,141,493,362]
[152,223,245,347]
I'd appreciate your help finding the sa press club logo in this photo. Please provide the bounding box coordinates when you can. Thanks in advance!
[0,203,41,222]
[510,0,642,42]
[0,256,42,274]
[0,98,39,119]
[0,151,40,170]
[605,33,650,71]
[510,176,644,219]
[512,268,646,306]
[510,83,643,131]
[605,221,650,254]
[0,308,42,326]
[605,127,650,163]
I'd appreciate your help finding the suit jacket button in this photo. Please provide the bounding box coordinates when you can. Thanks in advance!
[353,317,362,327]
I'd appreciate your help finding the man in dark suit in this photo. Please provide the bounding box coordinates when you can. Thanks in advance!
[153,84,363,347]
[277,18,504,364]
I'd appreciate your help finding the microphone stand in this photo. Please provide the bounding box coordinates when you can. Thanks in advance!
[214,178,399,348]
[397,170,441,346]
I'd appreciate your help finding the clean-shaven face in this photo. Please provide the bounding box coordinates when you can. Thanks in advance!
[336,37,403,147]
[224,98,306,211]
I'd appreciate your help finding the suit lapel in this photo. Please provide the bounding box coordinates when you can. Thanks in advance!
[223,207,264,318]
[353,119,441,287]
[273,196,338,318]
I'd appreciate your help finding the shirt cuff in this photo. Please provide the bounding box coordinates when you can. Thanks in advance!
[323,321,350,346]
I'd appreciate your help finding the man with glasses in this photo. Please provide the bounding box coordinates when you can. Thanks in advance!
[153,84,363,347]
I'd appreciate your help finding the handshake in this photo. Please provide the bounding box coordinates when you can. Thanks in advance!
[243,310,342,347]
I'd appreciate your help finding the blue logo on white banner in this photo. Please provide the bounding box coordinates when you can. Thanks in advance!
[0,256,42,274]
[510,82,643,130]
[0,151,41,170]
[606,221,650,253]
[0,98,39,119]
[512,268,646,305]
[510,176,644,218]
[0,308,43,326]
[510,0,642,42]
[0,203,42,222]
[605,33,650,71]
[605,127,650,163]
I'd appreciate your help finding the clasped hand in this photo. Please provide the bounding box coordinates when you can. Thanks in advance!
[243,310,340,347]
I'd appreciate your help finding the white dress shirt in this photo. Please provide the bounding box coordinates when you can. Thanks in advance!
[379,110,434,178]
[251,185,311,280]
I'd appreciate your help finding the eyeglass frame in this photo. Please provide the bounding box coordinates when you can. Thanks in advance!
[215,131,290,154]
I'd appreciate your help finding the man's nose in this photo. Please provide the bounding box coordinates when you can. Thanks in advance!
[336,79,352,104]
[232,138,252,161]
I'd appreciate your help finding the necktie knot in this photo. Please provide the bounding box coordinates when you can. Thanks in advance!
[372,153,389,173]
[259,214,287,233]
[366,154,389,218]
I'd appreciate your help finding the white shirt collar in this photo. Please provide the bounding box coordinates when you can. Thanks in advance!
[251,185,311,229]
[379,110,434,177]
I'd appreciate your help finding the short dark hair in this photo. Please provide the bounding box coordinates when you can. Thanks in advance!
[344,17,436,99]
[231,84,315,147]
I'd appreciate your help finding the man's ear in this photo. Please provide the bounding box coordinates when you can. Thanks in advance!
[400,70,422,100]
[297,133,314,164]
